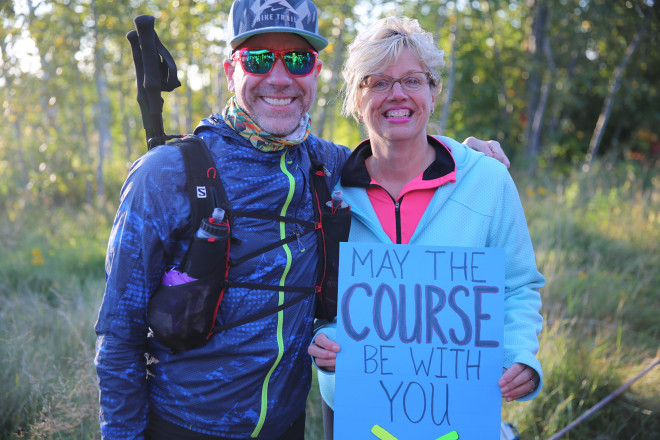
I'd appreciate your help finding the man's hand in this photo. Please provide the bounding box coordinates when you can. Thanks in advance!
[463,136,510,168]
[499,362,540,402]
[307,333,341,372]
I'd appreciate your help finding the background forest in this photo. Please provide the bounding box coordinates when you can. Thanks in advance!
[1,0,659,439]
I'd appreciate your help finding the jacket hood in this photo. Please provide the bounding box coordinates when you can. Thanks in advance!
[195,113,229,134]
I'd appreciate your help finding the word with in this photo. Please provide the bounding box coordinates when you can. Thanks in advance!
[362,345,483,381]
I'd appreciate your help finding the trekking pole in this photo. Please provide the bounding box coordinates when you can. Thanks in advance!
[126,29,155,143]
[548,353,660,440]
[126,15,182,150]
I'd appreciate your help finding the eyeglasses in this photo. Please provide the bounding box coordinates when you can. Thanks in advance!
[360,72,434,93]
[232,48,318,76]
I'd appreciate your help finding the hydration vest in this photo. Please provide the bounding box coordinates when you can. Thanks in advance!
[148,135,350,352]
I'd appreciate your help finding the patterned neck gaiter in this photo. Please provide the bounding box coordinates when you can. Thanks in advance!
[222,96,312,152]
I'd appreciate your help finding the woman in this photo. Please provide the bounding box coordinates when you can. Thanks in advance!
[308,16,544,440]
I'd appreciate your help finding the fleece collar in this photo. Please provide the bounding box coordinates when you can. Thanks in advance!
[340,135,457,189]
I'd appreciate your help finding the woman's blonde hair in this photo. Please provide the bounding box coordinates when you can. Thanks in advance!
[341,16,445,122]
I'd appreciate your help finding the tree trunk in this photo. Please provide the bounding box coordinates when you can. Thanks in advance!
[121,92,133,160]
[174,92,185,134]
[75,68,94,206]
[12,117,29,187]
[27,0,51,113]
[93,0,112,203]
[119,47,134,160]
[185,0,194,132]
[0,38,29,187]
[186,69,193,132]
[439,13,458,134]
[528,77,550,169]
[213,59,226,114]
[523,0,546,155]
[547,50,578,150]
[585,12,649,167]
[316,7,349,139]
[528,3,553,170]
[483,0,511,133]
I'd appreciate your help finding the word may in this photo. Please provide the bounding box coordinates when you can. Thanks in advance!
[341,282,500,346]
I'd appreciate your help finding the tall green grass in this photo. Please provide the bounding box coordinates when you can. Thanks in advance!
[1,161,658,439]
[503,161,660,439]
[0,204,111,439]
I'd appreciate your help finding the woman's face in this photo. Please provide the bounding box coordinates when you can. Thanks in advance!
[358,48,435,146]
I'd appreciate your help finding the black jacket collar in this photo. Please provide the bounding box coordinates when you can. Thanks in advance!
[340,135,456,188]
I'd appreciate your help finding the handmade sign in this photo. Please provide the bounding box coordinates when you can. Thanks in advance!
[334,242,505,440]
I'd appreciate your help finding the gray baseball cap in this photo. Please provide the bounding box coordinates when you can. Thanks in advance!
[227,0,328,53]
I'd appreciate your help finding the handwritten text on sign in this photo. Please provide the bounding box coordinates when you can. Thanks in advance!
[334,243,505,440]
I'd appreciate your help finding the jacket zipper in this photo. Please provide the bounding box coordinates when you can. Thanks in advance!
[395,198,403,244]
[251,152,295,438]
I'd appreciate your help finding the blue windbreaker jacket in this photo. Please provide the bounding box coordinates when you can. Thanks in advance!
[94,115,350,439]
[314,136,545,409]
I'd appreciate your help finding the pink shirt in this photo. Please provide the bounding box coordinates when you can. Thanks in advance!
[367,179,435,245]
[366,138,456,244]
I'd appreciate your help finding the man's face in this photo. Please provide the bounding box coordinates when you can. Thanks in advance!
[224,33,322,137]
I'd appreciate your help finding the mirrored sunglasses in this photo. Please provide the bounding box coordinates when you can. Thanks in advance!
[232,48,318,76]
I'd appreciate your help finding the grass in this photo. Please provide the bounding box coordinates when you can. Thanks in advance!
[1,160,658,439]
[0,204,108,440]
[502,161,660,439]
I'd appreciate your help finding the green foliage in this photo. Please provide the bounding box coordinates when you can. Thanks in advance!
[517,160,660,347]
[0,204,110,439]
[503,321,659,439]
[0,284,101,439]
[1,161,658,438]
[503,160,660,439]
[1,0,659,438]
[2,0,659,210]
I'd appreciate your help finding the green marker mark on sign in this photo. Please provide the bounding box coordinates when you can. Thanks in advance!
[371,424,398,440]
[371,424,459,440]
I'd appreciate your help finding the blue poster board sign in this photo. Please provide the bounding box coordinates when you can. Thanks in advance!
[334,242,505,440]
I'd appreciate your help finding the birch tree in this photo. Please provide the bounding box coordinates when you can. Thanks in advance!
[585,9,650,168]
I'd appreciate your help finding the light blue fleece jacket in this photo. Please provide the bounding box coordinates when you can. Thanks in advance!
[313,136,545,409]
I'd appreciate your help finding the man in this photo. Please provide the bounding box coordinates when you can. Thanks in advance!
[94,0,507,438]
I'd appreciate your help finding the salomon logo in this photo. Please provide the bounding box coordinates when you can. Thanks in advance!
[197,186,207,198]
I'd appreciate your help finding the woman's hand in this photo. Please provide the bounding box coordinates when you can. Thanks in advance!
[463,136,511,169]
[308,333,341,372]
[499,362,540,402]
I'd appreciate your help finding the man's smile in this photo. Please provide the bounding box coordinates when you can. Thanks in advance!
[263,97,295,106]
